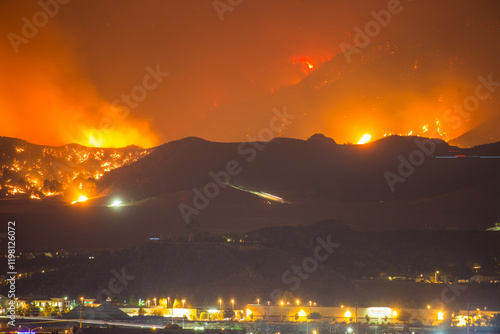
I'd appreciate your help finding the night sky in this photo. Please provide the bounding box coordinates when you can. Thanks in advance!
[1,0,500,148]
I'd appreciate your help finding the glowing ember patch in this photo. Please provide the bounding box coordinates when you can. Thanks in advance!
[72,195,88,204]
[357,134,372,144]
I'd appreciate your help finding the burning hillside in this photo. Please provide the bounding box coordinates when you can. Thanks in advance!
[0,137,154,201]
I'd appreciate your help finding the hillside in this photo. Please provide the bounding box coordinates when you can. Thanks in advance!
[0,136,153,200]
[7,221,500,308]
[1,135,500,251]
[449,115,500,148]
[96,134,500,206]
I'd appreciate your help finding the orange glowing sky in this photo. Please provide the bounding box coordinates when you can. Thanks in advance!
[1,0,499,148]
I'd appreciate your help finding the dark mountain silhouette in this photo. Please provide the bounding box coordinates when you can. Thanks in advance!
[2,135,500,251]
[449,115,500,148]
[8,220,500,309]
[96,135,500,204]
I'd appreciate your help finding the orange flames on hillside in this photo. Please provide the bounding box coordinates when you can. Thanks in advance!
[0,143,152,201]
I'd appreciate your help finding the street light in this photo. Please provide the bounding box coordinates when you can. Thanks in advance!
[168,297,173,324]
[296,299,300,306]
[435,271,440,283]
[182,299,186,308]
[153,298,157,306]
[257,298,260,305]
[266,301,270,334]
[80,297,84,328]
[355,303,359,334]
[219,299,223,310]
[231,299,235,310]
[147,300,151,308]
[18,326,30,333]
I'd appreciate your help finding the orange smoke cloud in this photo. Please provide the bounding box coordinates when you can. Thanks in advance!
[0,5,158,148]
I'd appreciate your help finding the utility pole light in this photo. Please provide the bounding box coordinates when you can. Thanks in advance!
[467,302,470,334]
[80,297,84,328]
[355,303,359,334]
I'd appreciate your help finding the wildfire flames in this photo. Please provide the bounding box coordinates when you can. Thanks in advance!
[357,134,372,144]
[0,140,153,201]
[291,55,332,75]
[0,10,158,149]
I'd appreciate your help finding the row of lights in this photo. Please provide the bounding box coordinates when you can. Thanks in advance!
[258,299,317,307]
[218,299,236,310]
